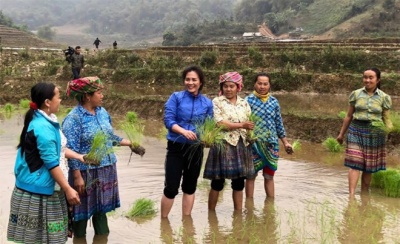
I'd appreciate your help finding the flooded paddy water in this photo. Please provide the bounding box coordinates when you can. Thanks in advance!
[1,94,400,244]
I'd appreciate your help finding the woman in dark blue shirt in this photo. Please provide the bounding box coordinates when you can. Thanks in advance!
[161,65,213,218]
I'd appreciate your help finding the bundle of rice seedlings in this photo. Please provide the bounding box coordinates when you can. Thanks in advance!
[371,120,391,134]
[157,127,168,140]
[247,112,261,144]
[126,198,157,218]
[4,103,14,113]
[383,173,400,198]
[371,169,400,197]
[121,121,145,157]
[292,139,302,152]
[338,111,346,119]
[125,111,139,124]
[322,137,344,153]
[83,131,111,166]
[194,117,224,148]
[19,99,30,109]
[389,112,400,134]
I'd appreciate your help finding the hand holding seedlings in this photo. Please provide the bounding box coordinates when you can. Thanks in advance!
[130,144,146,157]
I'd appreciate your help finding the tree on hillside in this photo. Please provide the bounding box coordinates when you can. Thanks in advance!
[37,25,56,41]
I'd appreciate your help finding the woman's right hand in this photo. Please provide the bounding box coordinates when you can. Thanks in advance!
[182,130,197,141]
[65,187,80,206]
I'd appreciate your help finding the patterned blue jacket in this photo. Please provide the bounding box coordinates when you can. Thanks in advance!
[246,93,286,145]
[62,105,122,170]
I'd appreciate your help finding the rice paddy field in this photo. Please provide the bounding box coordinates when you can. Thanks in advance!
[1,103,400,244]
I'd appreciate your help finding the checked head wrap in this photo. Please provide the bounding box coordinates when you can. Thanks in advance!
[218,72,243,93]
[67,76,104,102]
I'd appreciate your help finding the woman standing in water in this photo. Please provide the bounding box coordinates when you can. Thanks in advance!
[7,83,84,243]
[161,65,213,218]
[62,77,143,238]
[204,71,254,211]
[245,72,293,198]
[337,67,392,195]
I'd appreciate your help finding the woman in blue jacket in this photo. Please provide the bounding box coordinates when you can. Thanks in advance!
[161,65,213,218]
[7,83,83,244]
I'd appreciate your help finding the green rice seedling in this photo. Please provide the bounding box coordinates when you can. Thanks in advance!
[372,168,400,197]
[292,139,301,152]
[338,111,346,119]
[4,103,14,113]
[157,127,168,140]
[371,120,391,134]
[19,99,30,109]
[389,112,400,134]
[247,112,262,144]
[383,173,400,198]
[84,131,111,165]
[121,121,146,159]
[194,117,225,148]
[322,137,344,153]
[125,111,139,124]
[126,198,157,218]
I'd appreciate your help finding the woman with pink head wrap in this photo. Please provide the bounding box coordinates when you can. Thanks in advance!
[204,71,255,211]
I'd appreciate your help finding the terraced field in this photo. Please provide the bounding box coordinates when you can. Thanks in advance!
[0,25,61,48]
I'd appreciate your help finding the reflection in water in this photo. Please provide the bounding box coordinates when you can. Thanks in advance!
[339,194,384,244]
[160,218,174,244]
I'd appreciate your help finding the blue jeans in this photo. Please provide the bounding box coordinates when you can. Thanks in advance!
[72,68,81,79]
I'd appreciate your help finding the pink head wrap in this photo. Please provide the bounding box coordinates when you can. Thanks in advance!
[219,72,243,92]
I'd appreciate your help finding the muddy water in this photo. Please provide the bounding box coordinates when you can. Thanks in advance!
[1,111,400,243]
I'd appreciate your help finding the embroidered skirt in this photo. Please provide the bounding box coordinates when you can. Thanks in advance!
[7,187,68,244]
[252,141,280,172]
[204,139,254,180]
[69,164,120,222]
[344,120,386,172]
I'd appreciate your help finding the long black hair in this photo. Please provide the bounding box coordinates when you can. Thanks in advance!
[18,83,56,155]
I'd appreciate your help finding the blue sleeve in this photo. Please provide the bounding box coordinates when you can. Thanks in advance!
[164,93,179,130]
[106,110,122,144]
[35,124,59,170]
[274,102,286,138]
[206,98,214,118]
[62,113,82,170]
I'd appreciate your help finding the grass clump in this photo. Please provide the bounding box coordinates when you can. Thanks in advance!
[126,198,157,218]
[194,117,224,148]
[84,131,111,165]
[19,99,30,109]
[371,169,400,198]
[322,137,344,153]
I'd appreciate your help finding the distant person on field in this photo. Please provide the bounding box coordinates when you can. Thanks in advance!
[71,46,84,79]
[113,41,117,49]
[93,37,101,50]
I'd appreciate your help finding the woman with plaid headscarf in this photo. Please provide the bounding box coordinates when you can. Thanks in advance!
[62,77,144,238]
[203,71,255,211]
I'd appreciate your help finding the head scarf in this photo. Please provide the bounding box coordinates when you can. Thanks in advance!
[66,76,104,102]
[219,72,243,92]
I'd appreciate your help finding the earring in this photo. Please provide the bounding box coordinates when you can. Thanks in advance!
[48,107,50,113]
